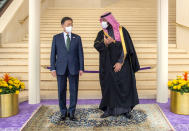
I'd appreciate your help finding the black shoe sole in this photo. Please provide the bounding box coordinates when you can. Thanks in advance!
[100,114,110,118]
[60,117,66,121]
[125,114,132,119]
[69,118,77,121]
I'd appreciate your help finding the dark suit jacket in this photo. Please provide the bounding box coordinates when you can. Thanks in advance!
[50,33,84,75]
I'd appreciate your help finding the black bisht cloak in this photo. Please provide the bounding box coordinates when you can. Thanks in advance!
[94,26,140,114]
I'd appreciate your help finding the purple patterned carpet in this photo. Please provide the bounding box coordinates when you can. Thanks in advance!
[0,99,189,131]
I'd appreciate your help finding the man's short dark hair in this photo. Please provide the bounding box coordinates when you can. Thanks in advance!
[61,17,73,25]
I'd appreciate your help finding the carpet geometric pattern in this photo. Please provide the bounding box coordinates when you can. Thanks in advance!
[21,104,174,131]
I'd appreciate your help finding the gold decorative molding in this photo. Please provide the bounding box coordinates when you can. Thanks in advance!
[176,22,189,30]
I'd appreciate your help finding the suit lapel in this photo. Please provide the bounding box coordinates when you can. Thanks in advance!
[60,33,68,52]
[70,33,76,50]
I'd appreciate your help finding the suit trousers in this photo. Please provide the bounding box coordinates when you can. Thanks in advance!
[57,67,79,116]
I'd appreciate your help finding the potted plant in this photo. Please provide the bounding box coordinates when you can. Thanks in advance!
[168,72,189,115]
[0,73,25,117]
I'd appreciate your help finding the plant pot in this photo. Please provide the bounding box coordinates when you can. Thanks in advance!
[0,93,19,118]
[170,90,189,115]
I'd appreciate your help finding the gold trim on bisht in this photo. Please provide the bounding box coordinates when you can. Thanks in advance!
[119,26,127,61]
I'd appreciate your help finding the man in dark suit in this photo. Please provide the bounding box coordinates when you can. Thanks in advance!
[50,17,84,121]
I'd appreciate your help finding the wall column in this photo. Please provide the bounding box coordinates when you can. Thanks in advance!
[28,0,40,104]
[157,0,169,103]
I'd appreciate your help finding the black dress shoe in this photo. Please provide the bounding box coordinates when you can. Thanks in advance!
[100,112,111,118]
[69,116,77,121]
[124,112,132,119]
[68,113,77,121]
[60,115,66,121]
[68,113,70,117]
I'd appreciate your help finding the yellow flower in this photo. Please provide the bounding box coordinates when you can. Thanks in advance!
[15,90,19,94]
[0,89,2,93]
[20,82,25,86]
[0,75,24,93]
[2,82,8,87]
[172,80,178,84]
[14,83,20,88]
[178,80,185,84]
[2,81,6,84]
[168,81,173,87]
[8,80,13,85]
[14,80,20,84]
[21,85,25,90]
[168,81,172,84]
[8,85,13,89]
[173,86,177,89]
[177,85,182,90]
[10,77,16,81]
[180,81,187,86]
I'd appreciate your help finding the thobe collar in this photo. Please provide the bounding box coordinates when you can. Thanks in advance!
[107,25,115,39]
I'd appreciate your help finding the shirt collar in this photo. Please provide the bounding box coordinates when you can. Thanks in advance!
[63,32,71,37]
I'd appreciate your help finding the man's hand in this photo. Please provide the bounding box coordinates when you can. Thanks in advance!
[79,70,83,76]
[104,36,115,46]
[114,63,123,72]
[51,70,56,77]
[107,37,115,43]
[104,36,110,46]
